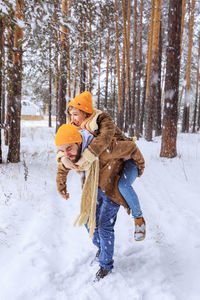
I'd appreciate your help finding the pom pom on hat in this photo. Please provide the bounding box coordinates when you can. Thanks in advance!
[67,91,93,114]
[55,124,82,146]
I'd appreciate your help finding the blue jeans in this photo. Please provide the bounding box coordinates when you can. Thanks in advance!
[92,187,120,271]
[118,159,143,218]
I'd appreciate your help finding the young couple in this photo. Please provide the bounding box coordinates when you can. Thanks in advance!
[55,91,146,281]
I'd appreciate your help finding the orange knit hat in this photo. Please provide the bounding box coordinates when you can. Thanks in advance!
[55,124,82,146]
[67,91,93,114]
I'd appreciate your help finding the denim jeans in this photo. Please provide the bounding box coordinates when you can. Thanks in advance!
[118,159,143,218]
[92,187,120,271]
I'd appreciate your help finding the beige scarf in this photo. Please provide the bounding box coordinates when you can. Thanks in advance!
[57,151,99,238]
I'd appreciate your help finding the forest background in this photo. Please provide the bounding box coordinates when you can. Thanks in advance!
[0,0,200,163]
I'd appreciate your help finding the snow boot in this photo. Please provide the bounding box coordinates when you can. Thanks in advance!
[134,217,146,241]
[94,267,111,282]
[90,249,100,266]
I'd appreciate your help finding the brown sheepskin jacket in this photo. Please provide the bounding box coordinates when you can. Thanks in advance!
[56,111,145,209]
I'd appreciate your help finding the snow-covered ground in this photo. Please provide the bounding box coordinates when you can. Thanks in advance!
[0,120,200,300]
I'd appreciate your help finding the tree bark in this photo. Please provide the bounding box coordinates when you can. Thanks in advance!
[104,27,110,109]
[180,0,187,57]
[155,19,162,136]
[121,0,131,132]
[7,0,24,163]
[114,0,121,112]
[117,44,125,130]
[56,0,68,131]
[192,36,200,133]
[48,39,52,128]
[97,36,102,109]
[89,11,92,92]
[160,0,182,158]
[145,0,154,103]
[135,0,143,138]
[80,19,87,93]
[145,0,162,141]
[5,21,14,146]
[130,0,137,136]
[182,0,195,133]
[67,0,71,99]
[0,18,3,163]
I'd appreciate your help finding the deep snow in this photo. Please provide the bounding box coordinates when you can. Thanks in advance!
[0,120,200,300]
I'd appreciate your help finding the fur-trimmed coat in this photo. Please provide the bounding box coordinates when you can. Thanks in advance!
[56,110,145,209]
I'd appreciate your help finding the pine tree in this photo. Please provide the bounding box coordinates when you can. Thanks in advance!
[160,0,182,158]
[182,0,195,133]
[56,0,68,131]
[145,0,162,141]
[192,36,200,133]
[7,0,24,163]
[135,0,143,139]
[0,18,4,163]
[114,0,121,114]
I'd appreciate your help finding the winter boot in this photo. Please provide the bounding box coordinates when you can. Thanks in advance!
[94,267,111,282]
[90,249,100,266]
[134,217,146,241]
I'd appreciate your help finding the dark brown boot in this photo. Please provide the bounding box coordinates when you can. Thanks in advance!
[94,267,111,282]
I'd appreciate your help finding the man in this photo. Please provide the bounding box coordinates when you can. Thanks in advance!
[55,124,145,281]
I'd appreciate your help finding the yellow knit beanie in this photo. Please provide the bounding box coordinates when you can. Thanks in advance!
[55,124,82,146]
[67,91,93,114]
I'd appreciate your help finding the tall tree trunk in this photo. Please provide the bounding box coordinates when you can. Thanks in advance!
[139,71,146,136]
[143,0,154,138]
[130,0,137,136]
[57,0,68,131]
[7,0,24,163]
[114,0,121,112]
[80,19,87,93]
[67,0,71,99]
[135,0,143,138]
[104,27,110,109]
[48,39,52,128]
[117,44,125,130]
[0,18,3,163]
[182,0,195,133]
[113,63,117,119]
[145,0,162,141]
[160,0,182,158]
[145,0,154,104]
[89,12,92,92]
[198,95,200,131]
[97,36,102,109]
[155,19,162,136]
[1,31,5,125]
[110,57,113,100]
[73,54,79,97]
[192,36,200,133]
[53,0,59,129]
[180,0,187,56]
[121,0,131,133]
[5,22,14,146]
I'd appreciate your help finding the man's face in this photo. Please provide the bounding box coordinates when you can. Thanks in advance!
[58,143,81,163]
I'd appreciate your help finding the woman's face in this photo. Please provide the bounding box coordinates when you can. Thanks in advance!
[69,107,86,126]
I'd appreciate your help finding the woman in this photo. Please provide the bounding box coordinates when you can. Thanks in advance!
[66,91,146,241]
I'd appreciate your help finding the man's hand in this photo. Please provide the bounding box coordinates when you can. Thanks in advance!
[61,193,70,200]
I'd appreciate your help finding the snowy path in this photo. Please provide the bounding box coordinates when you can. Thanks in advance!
[0,121,200,300]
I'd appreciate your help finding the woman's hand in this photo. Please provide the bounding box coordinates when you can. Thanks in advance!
[75,156,87,167]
